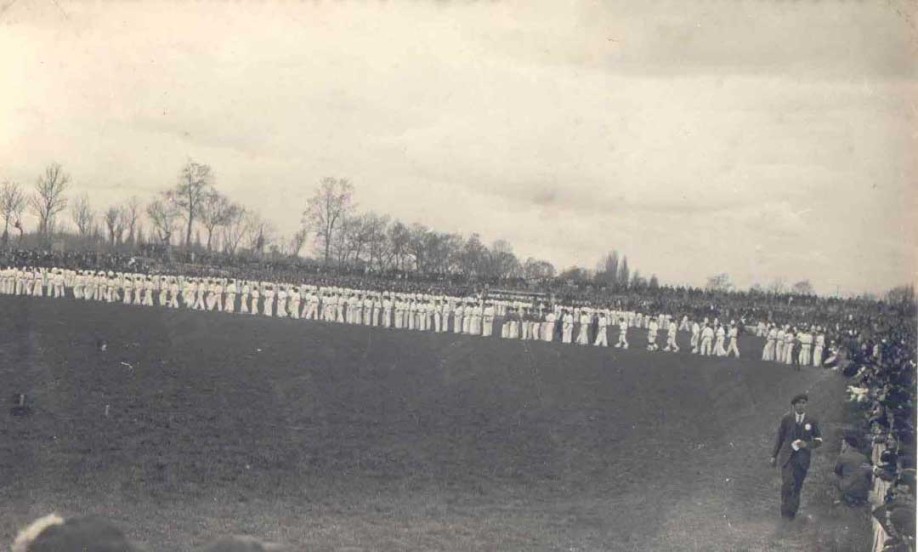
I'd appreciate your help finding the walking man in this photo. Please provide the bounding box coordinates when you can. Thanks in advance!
[771,393,823,521]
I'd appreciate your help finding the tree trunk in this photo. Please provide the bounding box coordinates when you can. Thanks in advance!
[185,216,193,250]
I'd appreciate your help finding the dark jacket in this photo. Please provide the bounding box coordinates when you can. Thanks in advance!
[834,449,872,501]
[772,412,822,469]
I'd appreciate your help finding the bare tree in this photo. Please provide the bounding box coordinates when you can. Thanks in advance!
[289,227,309,257]
[365,214,391,270]
[70,194,95,237]
[705,273,733,292]
[103,206,126,246]
[30,163,70,243]
[166,160,214,249]
[767,278,787,295]
[123,196,143,245]
[220,204,247,255]
[523,257,556,279]
[1,180,26,245]
[303,177,354,265]
[199,191,236,251]
[791,280,814,295]
[244,212,273,256]
[146,198,180,245]
[387,220,411,271]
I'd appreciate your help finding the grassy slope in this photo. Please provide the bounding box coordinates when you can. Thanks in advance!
[0,297,871,551]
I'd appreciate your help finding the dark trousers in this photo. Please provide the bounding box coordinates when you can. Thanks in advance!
[781,461,808,519]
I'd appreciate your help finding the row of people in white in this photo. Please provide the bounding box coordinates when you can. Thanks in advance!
[1,267,790,363]
[759,324,826,367]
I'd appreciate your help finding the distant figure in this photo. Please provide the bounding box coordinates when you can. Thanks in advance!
[812,328,825,367]
[690,321,701,353]
[771,393,823,520]
[646,318,659,351]
[712,324,727,356]
[797,328,813,366]
[699,324,714,356]
[726,324,740,358]
[543,311,556,342]
[663,320,679,352]
[576,311,591,345]
[762,324,777,361]
[594,312,609,347]
[615,316,629,349]
[561,310,574,344]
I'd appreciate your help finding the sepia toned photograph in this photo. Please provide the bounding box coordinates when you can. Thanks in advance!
[0,1,915,550]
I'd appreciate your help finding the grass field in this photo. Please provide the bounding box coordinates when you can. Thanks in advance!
[0,296,872,551]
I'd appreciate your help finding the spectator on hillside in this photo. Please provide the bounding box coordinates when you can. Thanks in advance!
[833,433,873,506]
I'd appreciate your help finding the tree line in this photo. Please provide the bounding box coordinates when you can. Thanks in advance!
[8,160,905,301]
[0,161,577,281]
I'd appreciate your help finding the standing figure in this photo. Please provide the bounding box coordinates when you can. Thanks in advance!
[699,324,714,356]
[594,312,609,347]
[762,325,777,361]
[663,321,679,352]
[543,311,556,342]
[561,310,574,344]
[690,321,701,354]
[646,318,659,351]
[783,329,796,365]
[615,316,629,349]
[576,311,591,345]
[797,328,812,366]
[775,326,786,362]
[726,324,740,358]
[771,393,822,520]
[262,285,275,317]
[812,329,825,367]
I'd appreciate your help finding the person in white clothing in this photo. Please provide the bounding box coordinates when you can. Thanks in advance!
[262,284,275,317]
[699,324,715,356]
[812,328,825,367]
[482,303,495,337]
[122,276,133,305]
[713,324,727,356]
[304,290,319,320]
[690,321,701,354]
[381,295,392,328]
[775,326,786,362]
[797,328,813,366]
[249,284,261,316]
[561,310,574,344]
[276,286,288,318]
[726,324,740,358]
[224,280,237,313]
[664,322,679,352]
[594,313,609,347]
[762,324,777,361]
[576,311,591,345]
[543,311,556,342]
[646,318,659,351]
[615,316,629,349]
[783,328,795,364]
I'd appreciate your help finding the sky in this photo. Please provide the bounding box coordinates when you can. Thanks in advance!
[0,0,915,295]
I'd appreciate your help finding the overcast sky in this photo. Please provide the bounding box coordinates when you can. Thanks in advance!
[1,0,915,295]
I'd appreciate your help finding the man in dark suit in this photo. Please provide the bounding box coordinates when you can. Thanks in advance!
[771,393,823,520]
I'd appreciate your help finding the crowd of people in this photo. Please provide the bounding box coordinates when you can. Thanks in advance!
[842,310,916,552]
